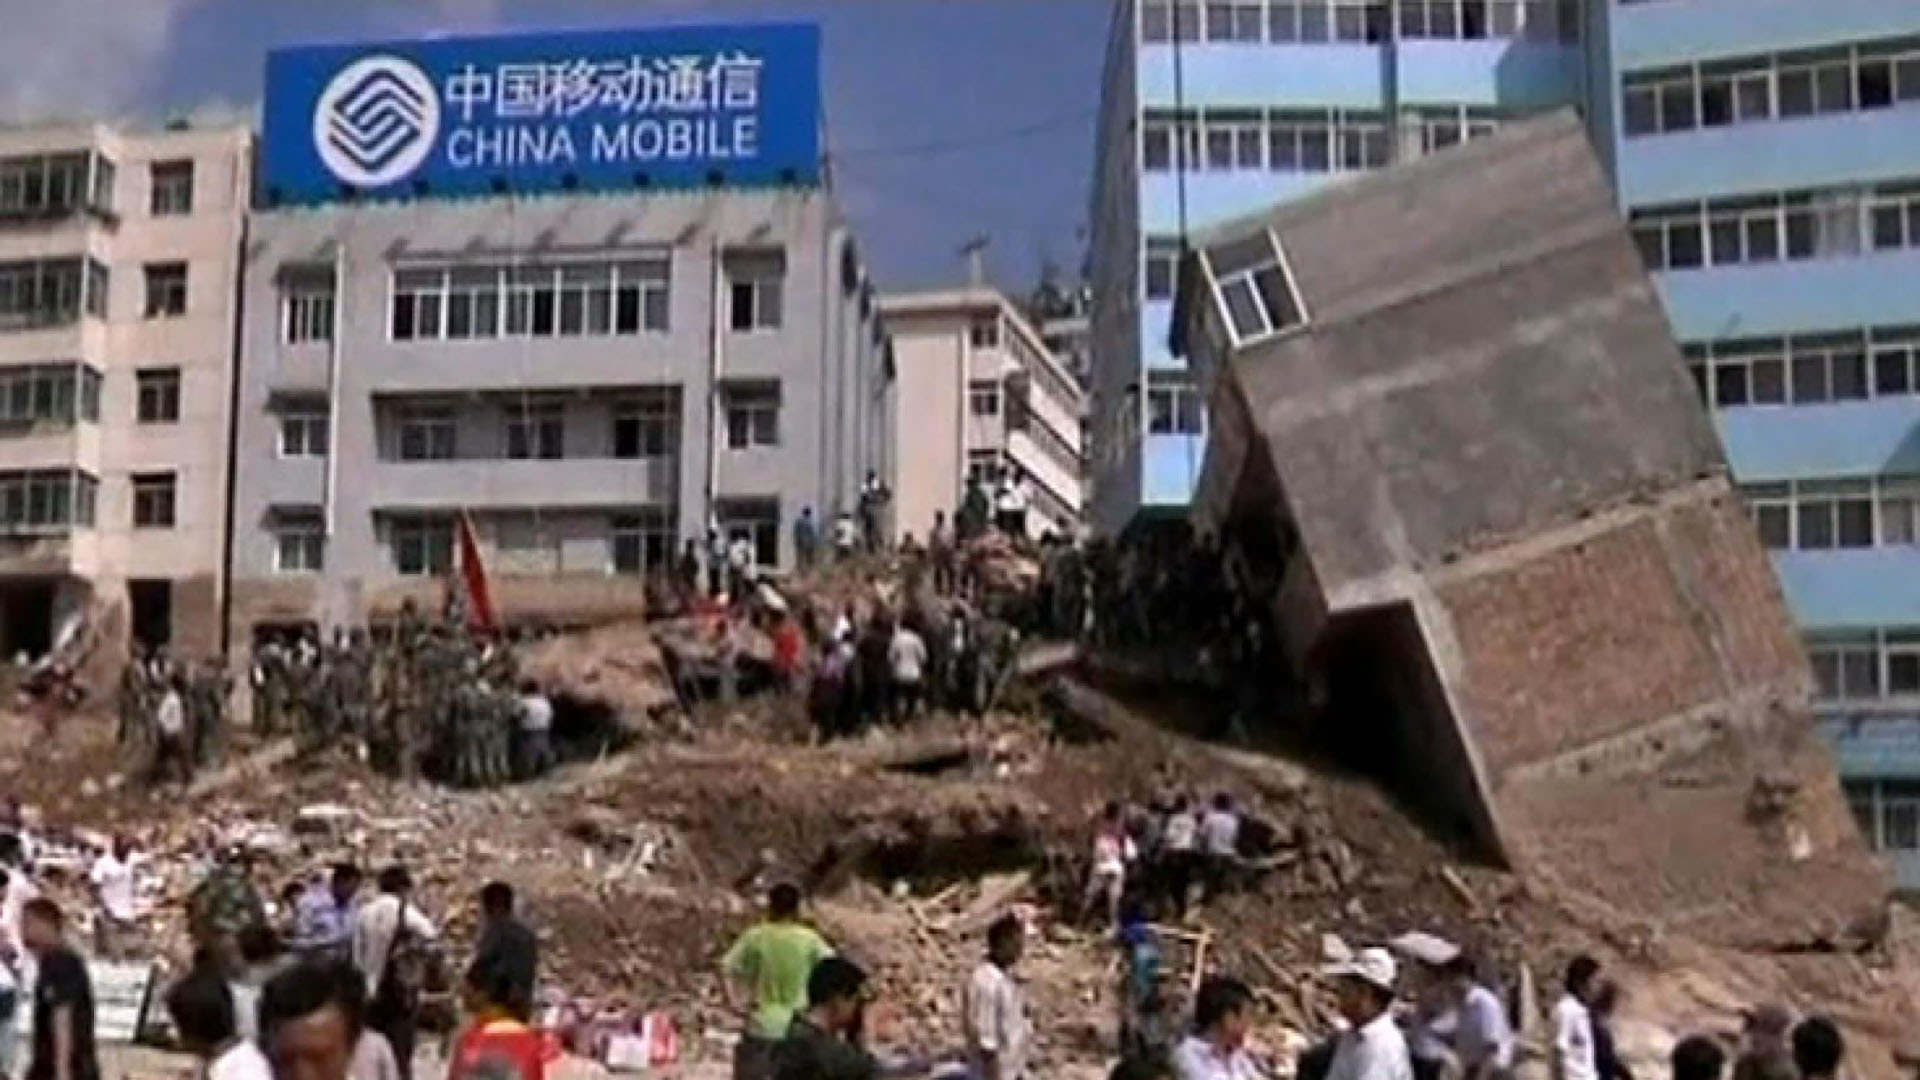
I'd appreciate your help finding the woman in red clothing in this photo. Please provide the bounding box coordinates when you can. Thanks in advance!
[448,965,545,1080]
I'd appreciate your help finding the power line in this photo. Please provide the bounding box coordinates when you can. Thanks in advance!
[828,104,1100,162]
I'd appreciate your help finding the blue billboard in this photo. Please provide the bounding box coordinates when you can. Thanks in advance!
[260,23,821,205]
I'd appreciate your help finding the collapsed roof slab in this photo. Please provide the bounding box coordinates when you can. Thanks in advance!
[1175,111,1885,946]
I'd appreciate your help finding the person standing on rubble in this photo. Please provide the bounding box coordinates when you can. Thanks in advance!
[1552,957,1602,1080]
[515,680,554,780]
[678,539,704,601]
[294,864,363,964]
[794,508,821,574]
[1323,948,1413,1080]
[152,672,193,786]
[724,883,835,1080]
[929,512,957,596]
[189,846,268,979]
[887,618,928,723]
[1198,794,1240,904]
[1082,803,1131,928]
[771,955,878,1080]
[963,915,1030,1080]
[1437,951,1515,1080]
[22,899,98,1080]
[1172,976,1260,1080]
[352,866,439,1080]
[728,532,756,604]
[467,882,537,1025]
[166,964,273,1080]
[87,836,140,962]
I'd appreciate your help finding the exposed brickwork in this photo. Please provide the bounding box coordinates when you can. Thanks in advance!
[1439,514,1726,779]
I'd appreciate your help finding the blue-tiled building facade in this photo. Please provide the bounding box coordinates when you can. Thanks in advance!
[1086,0,1920,885]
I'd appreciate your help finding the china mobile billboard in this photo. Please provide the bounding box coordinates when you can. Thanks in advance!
[260,22,821,205]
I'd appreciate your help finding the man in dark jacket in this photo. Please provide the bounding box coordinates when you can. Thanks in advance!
[466,882,537,1023]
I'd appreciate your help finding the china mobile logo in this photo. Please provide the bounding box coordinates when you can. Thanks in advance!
[312,54,441,187]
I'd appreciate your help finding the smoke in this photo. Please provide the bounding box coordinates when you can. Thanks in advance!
[0,0,201,124]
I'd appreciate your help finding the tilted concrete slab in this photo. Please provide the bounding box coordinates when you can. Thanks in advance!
[1174,111,1885,945]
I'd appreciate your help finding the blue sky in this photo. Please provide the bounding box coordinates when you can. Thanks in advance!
[0,0,1109,293]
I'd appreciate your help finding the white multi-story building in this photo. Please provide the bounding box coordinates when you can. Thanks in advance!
[0,122,250,657]
[880,287,1085,543]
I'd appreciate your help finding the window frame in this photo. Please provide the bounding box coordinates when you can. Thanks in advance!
[142,261,188,319]
[135,367,182,425]
[131,471,177,530]
[148,159,194,216]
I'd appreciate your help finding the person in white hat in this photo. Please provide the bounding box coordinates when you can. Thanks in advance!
[1324,947,1413,1080]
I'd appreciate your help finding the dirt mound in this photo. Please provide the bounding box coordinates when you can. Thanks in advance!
[521,621,676,720]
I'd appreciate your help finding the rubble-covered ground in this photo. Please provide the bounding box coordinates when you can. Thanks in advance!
[5,584,1920,1079]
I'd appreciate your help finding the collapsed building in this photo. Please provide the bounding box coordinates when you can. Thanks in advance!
[1170,111,1885,947]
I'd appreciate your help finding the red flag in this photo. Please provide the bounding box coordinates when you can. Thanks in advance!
[455,510,499,636]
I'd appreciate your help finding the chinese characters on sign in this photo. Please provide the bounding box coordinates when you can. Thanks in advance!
[443,52,765,123]
[263,24,820,202]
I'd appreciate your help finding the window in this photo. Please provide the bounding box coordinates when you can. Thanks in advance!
[1888,631,1920,694]
[148,160,193,216]
[0,470,94,533]
[1743,483,1792,549]
[278,405,329,458]
[143,262,188,318]
[1881,479,1920,546]
[1205,230,1307,344]
[391,518,455,576]
[132,472,177,529]
[723,381,780,449]
[282,272,336,344]
[0,258,93,330]
[1145,238,1181,301]
[612,510,677,576]
[725,249,785,332]
[613,394,679,458]
[717,499,780,567]
[969,380,1002,417]
[1201,111,1266,170]
[395,406,456,461]
[1269,111,1331,172]
[1792,479,1875,550]
[1142,1,1172,42]
[272,511,325,573]
[0,152,110,219]
[445,267,501,339]
[1884,780,1920,850]
[1146,371,1205,435]
[135,368,180,425]
[967,449,1002,488]
[392,258,669,342]
[613,258,671,332]
[505,403,566,460]
[1808,632,1881,701]
[969,317,1001,349]
[0,363,95,427]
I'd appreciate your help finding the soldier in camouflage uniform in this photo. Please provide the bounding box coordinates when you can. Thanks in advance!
[118,650,151,754]
[188,658,230,768]
[187,847,267,976]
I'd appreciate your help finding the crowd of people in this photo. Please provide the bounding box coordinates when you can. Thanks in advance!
[117,600,560,791]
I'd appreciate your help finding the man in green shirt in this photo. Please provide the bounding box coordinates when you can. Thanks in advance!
[724,884,834,1080]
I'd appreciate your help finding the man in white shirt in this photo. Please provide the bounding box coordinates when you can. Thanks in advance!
[1158,796,1201,917]
[166,966,272,1080]
[351,866,437,1080]
[516,680,555,779]
[963,915,1029,1080]
[88,836,141,961]
[155,677,192,784]
[1552,956,1602,1080]
[1446,953,1516,1080]
[1173,977,1262,1080]
[888,623,928,721]
[1324,947,1414,1080]
[1199,793,1241,903]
